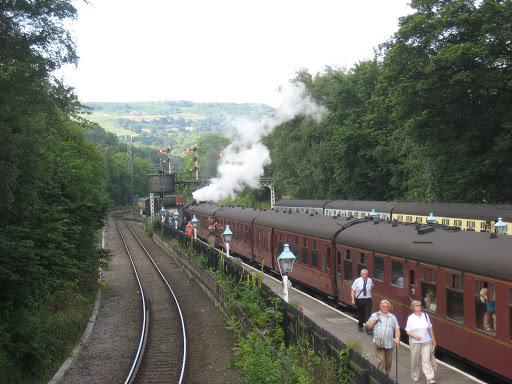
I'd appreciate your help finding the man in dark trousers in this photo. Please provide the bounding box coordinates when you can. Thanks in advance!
[351,269,374,332]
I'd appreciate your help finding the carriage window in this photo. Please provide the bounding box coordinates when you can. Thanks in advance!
[336,251,342,275]
[357,253,367,276]
[475,281,496,334]
[391,260,404,287]
[467,221,476,229]
[422,283,437,312]
[287,234,291,243]
[312,240,318,269]
[446,273,464,323]
[416,217,423,223]
[454,220,462,227]
[302,238,308,265]
[442,219,450,226]
[374,256,384,281]
[406,216,413,222]
[421,267,437,312]
[343,249,353,281]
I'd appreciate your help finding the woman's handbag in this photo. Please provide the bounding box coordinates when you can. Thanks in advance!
[374,316,389,349]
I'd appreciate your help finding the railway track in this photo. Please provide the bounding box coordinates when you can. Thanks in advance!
[114,214,186,384]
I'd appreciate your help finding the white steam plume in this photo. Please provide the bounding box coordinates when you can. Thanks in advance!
[192,82,327,202]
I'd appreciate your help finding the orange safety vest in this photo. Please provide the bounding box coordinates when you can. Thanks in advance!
[185,223,193,236]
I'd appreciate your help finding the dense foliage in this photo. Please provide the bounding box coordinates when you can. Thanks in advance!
[267,0,512,203]
[0,1,110,382]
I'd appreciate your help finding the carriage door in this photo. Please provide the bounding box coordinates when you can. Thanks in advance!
[335,246,342,291]
[409,270,416,300]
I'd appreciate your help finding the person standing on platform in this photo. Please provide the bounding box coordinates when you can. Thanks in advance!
[405,301,437,383]
[351,269,373,332]
[366,300,401,375]
[185,222,193,237]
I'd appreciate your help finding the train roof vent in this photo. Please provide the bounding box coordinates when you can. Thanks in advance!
[417,226,435,235]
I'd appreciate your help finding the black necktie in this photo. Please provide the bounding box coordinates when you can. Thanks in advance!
[363,279,367,296]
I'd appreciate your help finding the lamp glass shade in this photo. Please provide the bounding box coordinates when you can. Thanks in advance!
[173,209,179,218]
[222,225,233,244]
[495,218,507,235]
[277,244,296,274]
[426,213,437,224]
[369,209,378,220]
[191,215,199,228]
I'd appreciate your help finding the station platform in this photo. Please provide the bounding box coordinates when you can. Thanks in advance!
[238,259,485,384]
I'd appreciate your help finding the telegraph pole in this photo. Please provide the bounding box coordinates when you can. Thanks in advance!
[125,135,134,206]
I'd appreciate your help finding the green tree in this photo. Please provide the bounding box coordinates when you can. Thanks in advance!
[378,0,512,202]
[0,1,112,381]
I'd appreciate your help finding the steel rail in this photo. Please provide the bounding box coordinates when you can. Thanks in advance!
[113,215,149,384]
[120,216,187,384]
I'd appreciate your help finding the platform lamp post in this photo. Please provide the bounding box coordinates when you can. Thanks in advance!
[191,215,198,240]
[277,244,296,303]
[160,206,166,224]
[222,225,233,257]
[173,209,179,229]
[495,217,508,235]
[426,213,438,225]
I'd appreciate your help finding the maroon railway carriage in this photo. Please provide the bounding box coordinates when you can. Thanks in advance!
[188,203,221,242]
[252,210,345,295]
[334,220,512,381]
[188,203,512,382]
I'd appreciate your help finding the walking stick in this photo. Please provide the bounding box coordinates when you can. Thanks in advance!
[395,341,398,384]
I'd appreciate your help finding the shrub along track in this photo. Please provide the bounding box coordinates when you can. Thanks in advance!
[59,211,239,384]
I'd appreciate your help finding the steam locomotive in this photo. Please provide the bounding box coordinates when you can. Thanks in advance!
[188,203,512,383]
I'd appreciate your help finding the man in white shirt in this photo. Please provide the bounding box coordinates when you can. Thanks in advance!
[351,269,373,332]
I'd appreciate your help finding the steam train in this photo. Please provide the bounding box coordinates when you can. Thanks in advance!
[188,203,512,383]
[274,199,511,235]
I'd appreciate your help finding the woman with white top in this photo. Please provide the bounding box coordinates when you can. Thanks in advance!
[405,300,437,384]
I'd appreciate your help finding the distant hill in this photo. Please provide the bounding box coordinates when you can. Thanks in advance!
[82,101,273,148]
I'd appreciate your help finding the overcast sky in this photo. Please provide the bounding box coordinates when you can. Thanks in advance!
[57,0,413,107]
